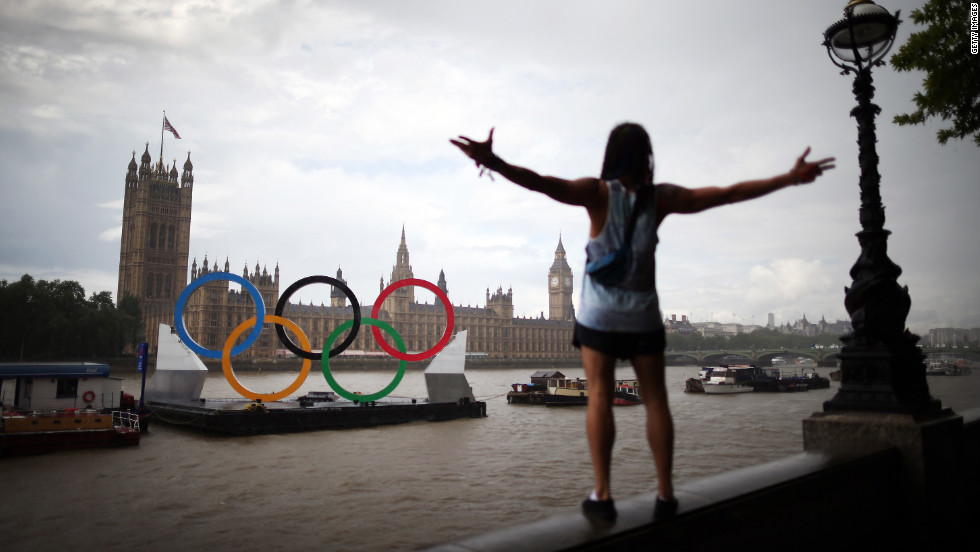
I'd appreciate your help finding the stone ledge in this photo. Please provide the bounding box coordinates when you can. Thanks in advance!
[423,446,903,552]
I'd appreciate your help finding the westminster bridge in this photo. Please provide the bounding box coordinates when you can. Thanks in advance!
[664,347,980,367]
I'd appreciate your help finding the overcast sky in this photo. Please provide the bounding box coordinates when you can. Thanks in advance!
[1,0,977,336]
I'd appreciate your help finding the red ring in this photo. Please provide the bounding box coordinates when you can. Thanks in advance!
[82,391,96,403]
[370,278,454,361]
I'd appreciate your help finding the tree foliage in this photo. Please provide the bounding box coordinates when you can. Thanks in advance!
[890,0,980,146]
[0,275,144,360]
[666,327,845,352]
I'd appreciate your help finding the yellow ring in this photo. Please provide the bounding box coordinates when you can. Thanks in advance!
[222,315,312,402]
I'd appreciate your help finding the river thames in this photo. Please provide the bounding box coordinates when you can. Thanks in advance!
[2,365,976,551]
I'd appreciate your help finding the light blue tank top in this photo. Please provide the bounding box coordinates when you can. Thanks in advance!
[576,180,663,333]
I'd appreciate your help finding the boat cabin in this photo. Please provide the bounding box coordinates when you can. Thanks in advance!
[549,377,586,391]
[529,371,565,388]
[700,365,757,383]
[0,363,122,412]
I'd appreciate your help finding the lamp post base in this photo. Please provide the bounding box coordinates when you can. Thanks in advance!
[825,344,942,414]
[803,407,966,549]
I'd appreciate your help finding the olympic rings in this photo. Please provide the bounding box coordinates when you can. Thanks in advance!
[223,315,313,403]
[274,275,360,360]
[173,272,455,403]
[321,318,407,402]
[174,271,266,358]
[371,278,454,362]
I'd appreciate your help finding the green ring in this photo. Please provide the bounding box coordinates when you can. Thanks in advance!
[321,317,407,402]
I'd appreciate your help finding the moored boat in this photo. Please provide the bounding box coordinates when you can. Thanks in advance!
[925,360,947,375]
[703,382,754,394]
[507,371,581,405]
[546,376,589,406]
[926,358,974,376]
[801,367,831,389]
[507,371,642,406]
[613,380,642,405]
[1,361,142,456]
[685,364,830,393]
[701,368,755,394]
[1,409,140,457]
[745,367,810,392]
[685,365,754,394]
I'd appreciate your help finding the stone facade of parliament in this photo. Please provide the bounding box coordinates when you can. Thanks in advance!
[117,145,578,360]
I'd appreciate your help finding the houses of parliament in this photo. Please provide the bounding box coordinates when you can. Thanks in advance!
[117,144,578,361]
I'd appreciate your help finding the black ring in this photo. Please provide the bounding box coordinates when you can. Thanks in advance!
[274,275,360,360]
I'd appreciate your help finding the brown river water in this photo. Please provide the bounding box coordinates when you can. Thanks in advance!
[2,365,976,551]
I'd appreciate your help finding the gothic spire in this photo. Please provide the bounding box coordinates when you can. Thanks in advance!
[437,268,448,295]
[555,234,567,257]
[181,151,194,188]
[394,226,411,271]
[550,235,572,271]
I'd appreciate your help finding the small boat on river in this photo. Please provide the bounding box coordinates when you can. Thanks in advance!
[507,371,641,406]
[613,379,642,405]
[701,367,755,394]
[1,409,140,457]
[926,359,974,376]
[1,362,141,456]
[685,365,830,394]
[507,371,586,405]
[751,366,823,392]
[685,365,753,394]
[801,367,831,389]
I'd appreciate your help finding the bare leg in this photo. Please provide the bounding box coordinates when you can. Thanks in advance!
[632,352,674,500]
[581,345,617,500]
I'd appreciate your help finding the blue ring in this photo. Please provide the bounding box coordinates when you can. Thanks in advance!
[174,272,266,358]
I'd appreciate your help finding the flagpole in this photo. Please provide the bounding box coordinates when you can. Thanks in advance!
[160,110,166,164]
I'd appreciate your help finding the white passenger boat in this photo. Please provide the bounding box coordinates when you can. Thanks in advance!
[701,368,755,394]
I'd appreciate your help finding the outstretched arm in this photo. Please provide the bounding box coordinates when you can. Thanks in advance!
[450,128,603,208]
[659,147,836,216]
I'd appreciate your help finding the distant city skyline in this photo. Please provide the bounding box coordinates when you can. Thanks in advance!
[663,312,850,327]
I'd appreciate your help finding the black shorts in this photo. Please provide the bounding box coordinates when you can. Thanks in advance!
[573,322,666,360]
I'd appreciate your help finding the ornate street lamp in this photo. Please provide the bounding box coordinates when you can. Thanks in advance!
[822,1,940,414]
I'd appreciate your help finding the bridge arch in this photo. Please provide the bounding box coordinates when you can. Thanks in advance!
[922,348,980,362]
[664,349,847,367]
[665,352,700,366]
[703,352,752,366]
[755,350,823,367]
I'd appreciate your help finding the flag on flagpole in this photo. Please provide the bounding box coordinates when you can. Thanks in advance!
[164,117,181,139]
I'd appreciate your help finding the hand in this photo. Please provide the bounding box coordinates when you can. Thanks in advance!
[790,147,835,184]
[450,128,495,168]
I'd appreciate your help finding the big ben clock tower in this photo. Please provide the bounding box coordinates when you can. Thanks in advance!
[548,236,575,321]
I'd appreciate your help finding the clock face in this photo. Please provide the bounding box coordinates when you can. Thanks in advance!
[551,276,559,287]
[564,277,571,286]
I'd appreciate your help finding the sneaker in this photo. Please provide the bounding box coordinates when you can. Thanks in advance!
[654,495,678,520]
[582,497,617,521]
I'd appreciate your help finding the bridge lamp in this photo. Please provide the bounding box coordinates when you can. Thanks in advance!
[820,1,940,414]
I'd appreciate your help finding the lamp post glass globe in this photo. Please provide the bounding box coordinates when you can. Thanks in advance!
[824,0,899,67]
